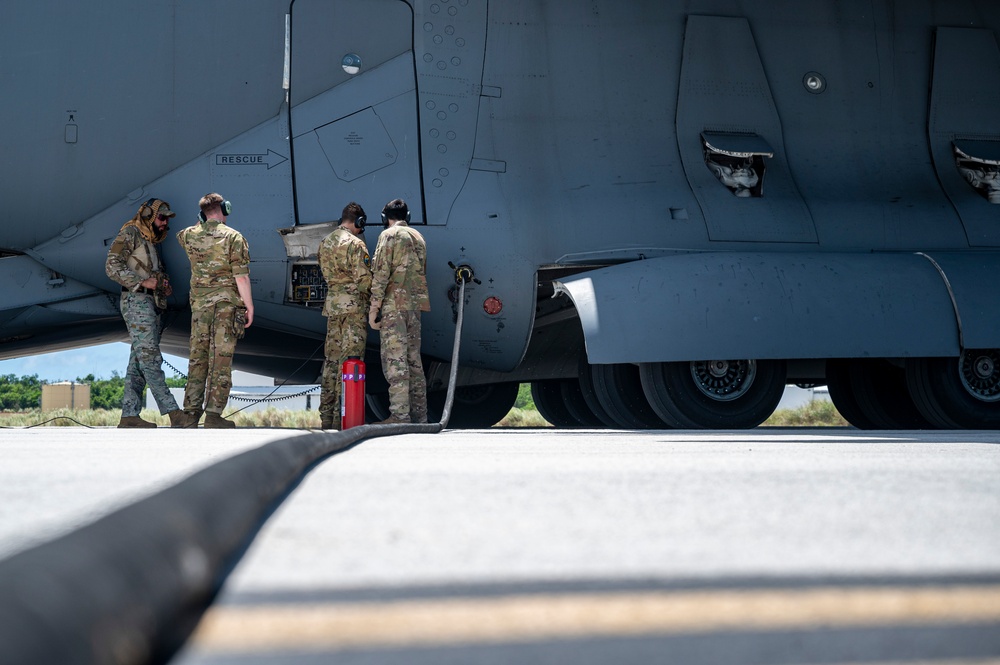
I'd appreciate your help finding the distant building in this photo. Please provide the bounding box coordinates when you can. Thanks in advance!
[41,382,90,411]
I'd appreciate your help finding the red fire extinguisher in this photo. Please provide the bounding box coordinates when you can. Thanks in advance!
[341,356,366,430]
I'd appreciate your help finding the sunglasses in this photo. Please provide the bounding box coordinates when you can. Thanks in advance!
[157,214,170,221]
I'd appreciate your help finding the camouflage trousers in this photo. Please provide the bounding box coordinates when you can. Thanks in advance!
[320,312,367,428]
[379,310,427,423]
[120,292,179,416]
[184,300,239,415]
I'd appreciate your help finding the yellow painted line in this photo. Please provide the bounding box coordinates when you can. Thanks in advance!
[190,585,1000,653]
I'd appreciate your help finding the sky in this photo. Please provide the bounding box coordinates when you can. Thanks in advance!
[0,343,271,385]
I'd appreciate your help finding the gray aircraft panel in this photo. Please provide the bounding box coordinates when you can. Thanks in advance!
[289,0,412,106]
[26,109,295,309]
[929,27,1000,247]
[0,0,289,249]
[554,252,961,364]
[0,255,106,312]
[291,54,422,226]
[676,15,817,244]
[920,251,1000,351]
[412,0,489,226]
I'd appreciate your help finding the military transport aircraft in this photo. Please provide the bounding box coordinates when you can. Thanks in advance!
[2,0,999,428]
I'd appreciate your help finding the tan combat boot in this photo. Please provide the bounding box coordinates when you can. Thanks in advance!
[118,416,156,428]
[204,412,236,429]
[168,409,194,428]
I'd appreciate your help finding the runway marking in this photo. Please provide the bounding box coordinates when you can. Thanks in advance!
[190,585,1000,653]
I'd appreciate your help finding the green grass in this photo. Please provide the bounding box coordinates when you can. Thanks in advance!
[762,399,849,427]
[0,394,848,429]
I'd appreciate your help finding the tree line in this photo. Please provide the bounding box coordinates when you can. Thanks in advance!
[0,373,186,411]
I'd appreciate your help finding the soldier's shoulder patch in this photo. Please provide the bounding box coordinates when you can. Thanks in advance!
[364,255,370,266]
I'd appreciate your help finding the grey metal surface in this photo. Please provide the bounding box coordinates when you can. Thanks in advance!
[555,252,964,363]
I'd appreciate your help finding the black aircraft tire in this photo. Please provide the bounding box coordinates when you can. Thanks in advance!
[639,359,786,429]
[905,352,1000,429]
[591,363,670,429]
[577,356,620,428]
[560,379,606,427]
[428,382,520,428]
[825,360,881,430]
[848,359,934,429]
[531,380,581,428]
[365,392,391,422]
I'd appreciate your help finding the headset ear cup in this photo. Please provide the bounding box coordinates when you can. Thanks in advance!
[198,211,207,223]
[221,200,232,217]
[381,211,388,226]
[139,198,156,221]
[405,210,411,223]
[356,214,366,230]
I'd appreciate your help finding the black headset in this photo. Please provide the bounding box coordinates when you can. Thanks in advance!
[138,198,157,221]
[353,213,367,231]
[199,198,232,222]
[380,205,411,226]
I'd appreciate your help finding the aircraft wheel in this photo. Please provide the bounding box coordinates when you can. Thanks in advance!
[639,359,786,429]
[531,380,581,428]
[577,356,620,428]
[825,360,880,429]
[591,363,670,429]
[365,392,391,422]
[849,359,934,429]
[906,351,1000,429]
[560,379,605,427]
[428,382,520,428]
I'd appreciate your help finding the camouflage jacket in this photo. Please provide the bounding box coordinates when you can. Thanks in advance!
[370,222,430,313]
[105,225,165,291]
[319,227,372,317]
[176,219,250,307]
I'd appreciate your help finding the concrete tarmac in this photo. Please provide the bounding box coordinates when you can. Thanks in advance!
[1,427,998,664]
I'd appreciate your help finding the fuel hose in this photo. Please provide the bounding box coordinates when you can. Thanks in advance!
[0,278,471,664]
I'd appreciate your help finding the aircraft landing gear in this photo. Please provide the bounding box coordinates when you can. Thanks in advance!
[427,382,519,428]
[906,350,1000,429]
[530,380,583,427]
[590,363,671,429]
[826,359,933,429]
[639,359,786,429]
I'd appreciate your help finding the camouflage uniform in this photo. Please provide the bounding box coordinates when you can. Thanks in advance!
[319,227,372,428]
[370,222,430,422]
[176,218,250,418]
[105,205,179,418]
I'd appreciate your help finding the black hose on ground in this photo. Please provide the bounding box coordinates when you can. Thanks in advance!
[0,280,470,664]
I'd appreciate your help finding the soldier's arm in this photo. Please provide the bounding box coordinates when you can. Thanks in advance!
[232,234,253,325]
[369,234,391,310]
[105,227,144,291]
[235,275,254,327]
[318,237,333,283]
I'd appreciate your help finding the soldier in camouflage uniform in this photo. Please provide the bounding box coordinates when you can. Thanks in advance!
[318,202,372,430]
[176,193,253,429]
[369,199,430,424]
[105,198,188,428]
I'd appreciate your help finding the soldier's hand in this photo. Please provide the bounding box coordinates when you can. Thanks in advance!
[368,307,380,330]
[140,276,157,289]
